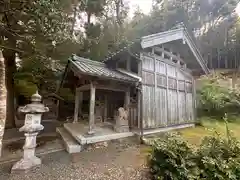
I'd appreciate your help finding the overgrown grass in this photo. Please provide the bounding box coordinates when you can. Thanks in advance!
[179,116,240,146]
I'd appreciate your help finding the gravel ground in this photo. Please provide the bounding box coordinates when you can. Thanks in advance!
[0,142,150,180]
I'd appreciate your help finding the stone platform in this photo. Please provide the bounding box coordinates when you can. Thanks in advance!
[57,122,135,153]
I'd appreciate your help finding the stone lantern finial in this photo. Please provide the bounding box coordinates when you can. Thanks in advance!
[31,90,42,103]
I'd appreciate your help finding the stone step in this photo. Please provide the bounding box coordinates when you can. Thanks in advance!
[56,127,82,154]
[64,123,86,144]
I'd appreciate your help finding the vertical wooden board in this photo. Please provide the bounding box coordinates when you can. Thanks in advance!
[142,55,154,71]
[168,90,172,125]
[142,71,154,85]
[151,86,155,128]
[187,93,193,122]
[162,88,168,126]
[179,92,186,123]
[156,61,166,74]
[168,90,171,125]
[172,90,178,125]
[176,68,180,124]
[146,86,150,128]
[142,85,155,128]
[156,87,165,127]
[156,88,160,127]
[142,86,148,128]
[176,69,192,81]
[168,90,178,125]
[177,69,186,80]
[156,88,162,127]
[142,86,146,128]
[166,64,176,78]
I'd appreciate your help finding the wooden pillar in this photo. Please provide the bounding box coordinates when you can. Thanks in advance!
[153,48,157,127]
[79,92,83,117]
[88,82,96,135]
[176,69,180,123]
[124,88,130,125]
[138,56,142,129]
[124,88,130,110]
[165,59,169,126]
[192,78,197,122]
[56,100,60,120]
[73,89,80,123]
[104,94,108,122]
[184,80,188,122]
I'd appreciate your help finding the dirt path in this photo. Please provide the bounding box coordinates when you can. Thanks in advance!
[0,142,150,180]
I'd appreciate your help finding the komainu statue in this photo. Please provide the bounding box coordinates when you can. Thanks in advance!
[114,107,129,133]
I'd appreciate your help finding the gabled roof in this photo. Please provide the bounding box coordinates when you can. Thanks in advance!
[141,27,209,74]
[69,55,139,83]
[103,24,209,74]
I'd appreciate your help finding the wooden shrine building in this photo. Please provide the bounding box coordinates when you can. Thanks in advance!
[57,26,209,153]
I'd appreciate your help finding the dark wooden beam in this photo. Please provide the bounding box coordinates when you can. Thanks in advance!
[95,84,128,92]
[77,84,91,91]
[104,94,108,122]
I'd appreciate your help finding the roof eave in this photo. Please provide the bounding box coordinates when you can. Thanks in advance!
[70,60,138,84]
[140,28,210,74]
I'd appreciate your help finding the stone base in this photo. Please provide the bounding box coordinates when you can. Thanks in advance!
[11,156,41,173]
[114,125,129,133]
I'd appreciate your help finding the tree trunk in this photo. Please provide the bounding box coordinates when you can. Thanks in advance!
[3,46,16,129]
[87,12,91,25]
[71,4,77,36]
[0,50,7,156]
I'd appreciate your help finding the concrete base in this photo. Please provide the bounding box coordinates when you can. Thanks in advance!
[135,123,195,136]
[56,127,82,153]
[11,156,41,173]
[64,123,134,145]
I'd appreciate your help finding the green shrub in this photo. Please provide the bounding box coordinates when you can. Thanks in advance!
[197,135,240,179]
[197,74,240,117]
[148,122,240,180]
[148,133,199,180]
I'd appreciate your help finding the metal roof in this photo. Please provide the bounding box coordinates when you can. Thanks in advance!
[69,55,139,83]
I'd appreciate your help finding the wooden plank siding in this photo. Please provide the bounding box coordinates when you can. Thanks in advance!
[141,51,195,129]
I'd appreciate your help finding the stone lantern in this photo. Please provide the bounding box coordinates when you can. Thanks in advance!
[11,91,49,173]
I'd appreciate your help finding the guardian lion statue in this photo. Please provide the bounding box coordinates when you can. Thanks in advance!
[114,107,129,133]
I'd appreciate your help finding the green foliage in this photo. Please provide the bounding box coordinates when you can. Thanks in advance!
[149,133,198,180]
[14,72,37,98]
[148,120,240,180]
[58,88,75,102]
[197,74,240,117]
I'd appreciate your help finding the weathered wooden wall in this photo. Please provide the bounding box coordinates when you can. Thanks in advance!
[141,50,195,129]
[129,104,137,127]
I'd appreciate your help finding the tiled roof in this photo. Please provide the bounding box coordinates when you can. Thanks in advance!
[103,41,136,62]
[69,55,138,83]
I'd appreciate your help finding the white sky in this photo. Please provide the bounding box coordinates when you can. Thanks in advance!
[75,0,153,31]
[128,0,152,17]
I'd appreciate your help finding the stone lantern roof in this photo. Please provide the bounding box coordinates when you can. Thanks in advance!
[18,91,49,114]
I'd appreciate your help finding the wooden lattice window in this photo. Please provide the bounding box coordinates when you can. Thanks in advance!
[168,78,177,90]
